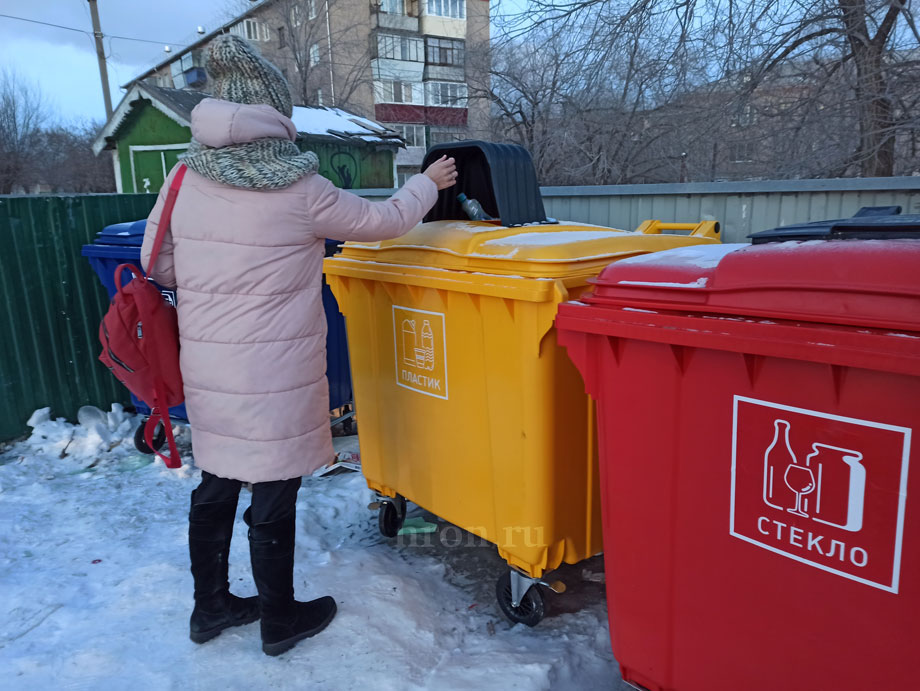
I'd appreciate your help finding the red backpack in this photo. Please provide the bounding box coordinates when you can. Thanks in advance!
[98,165,187,467]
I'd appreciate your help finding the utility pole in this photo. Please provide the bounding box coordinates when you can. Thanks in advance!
[87,0,113,119]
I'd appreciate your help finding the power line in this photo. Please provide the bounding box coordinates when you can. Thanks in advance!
[0,12,188,47]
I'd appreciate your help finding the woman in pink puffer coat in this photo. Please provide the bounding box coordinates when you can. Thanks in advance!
[140,35,456,656]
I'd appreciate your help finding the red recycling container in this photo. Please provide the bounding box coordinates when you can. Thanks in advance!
[556,239,920,691]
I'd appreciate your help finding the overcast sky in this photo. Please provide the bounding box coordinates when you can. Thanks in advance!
[0,0,239,124]
[0,1,522,126]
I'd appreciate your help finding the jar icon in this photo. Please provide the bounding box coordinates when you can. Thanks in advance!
[808,443,865,532]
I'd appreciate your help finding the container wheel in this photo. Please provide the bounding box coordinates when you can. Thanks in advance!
[134,419,165,455]
[378,497,406,538]
[496,571,545,627]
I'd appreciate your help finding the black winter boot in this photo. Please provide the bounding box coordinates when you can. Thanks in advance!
[188,499,260,644]
[249,512,337,656]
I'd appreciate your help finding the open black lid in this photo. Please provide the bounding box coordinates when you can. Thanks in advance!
[749,206,920,243]
[421,141,552,227]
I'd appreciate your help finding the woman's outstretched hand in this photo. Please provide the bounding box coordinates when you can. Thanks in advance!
[423,155,458,190]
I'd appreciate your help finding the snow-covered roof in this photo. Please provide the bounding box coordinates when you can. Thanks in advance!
[289,106,403,146]
[93,84,404,155]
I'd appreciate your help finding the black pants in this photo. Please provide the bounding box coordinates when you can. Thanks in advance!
[191,470,302,525]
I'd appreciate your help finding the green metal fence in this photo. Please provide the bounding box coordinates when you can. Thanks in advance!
[0,193,157,442]
[3,176,919,442]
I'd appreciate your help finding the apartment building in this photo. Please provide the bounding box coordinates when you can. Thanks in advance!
[129,0,491,185]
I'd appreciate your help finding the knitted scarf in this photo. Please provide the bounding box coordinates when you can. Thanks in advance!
[182,138,319,190]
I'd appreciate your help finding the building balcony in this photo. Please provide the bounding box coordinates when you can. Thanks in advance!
[372,58,425,82]
[420,15,465,39]
[423,64,464,82]
[375,103,467,126]
[372,11,420,33]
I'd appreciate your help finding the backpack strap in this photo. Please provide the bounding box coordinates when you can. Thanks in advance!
[142,163,187,469]
[146,397,181,469]
[147,164,188,274]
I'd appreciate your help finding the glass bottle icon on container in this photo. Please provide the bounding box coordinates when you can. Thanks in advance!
[763,419,798,512]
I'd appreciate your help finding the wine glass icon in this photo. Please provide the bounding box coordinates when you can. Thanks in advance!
[784,461,816,517]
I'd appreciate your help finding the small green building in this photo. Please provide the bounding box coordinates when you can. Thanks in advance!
[92,84,403,193]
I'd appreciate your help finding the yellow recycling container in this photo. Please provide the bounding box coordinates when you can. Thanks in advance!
[325,216,720,625]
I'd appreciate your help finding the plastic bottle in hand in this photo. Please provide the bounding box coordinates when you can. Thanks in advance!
[457,193,493,221]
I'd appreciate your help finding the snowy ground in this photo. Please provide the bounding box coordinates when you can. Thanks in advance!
[0,406,620,690]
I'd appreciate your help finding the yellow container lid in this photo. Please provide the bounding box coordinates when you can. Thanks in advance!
[334,219,721,278]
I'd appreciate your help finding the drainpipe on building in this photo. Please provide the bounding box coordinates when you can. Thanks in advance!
[324,0,336,106]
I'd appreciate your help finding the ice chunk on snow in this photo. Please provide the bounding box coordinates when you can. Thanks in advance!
[27,407,51,427]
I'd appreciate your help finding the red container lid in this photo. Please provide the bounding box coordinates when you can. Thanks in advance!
[586,240,920,332]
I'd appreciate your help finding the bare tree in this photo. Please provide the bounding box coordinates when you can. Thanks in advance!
[488,6,722,184]
[34,121,115,193]
[0,69,48,194]
[521,0,919,178]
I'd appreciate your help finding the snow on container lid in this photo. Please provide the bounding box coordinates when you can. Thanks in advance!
[95,219,147,246]
[335,219,722,279]
[586,240,920,331]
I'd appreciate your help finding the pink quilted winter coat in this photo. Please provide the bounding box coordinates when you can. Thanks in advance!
[141,99,438,482]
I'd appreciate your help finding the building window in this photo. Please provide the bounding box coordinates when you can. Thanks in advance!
[426,38,464,66]
[390,123,427,148]
[310,43,322,67]
[731,103,755,128]
[170,61,187,89]
[378,34,424,62]
[381,0,405,14]
[728,141,755,163]
[376,80,422,104]
[429,125,464,145]
[278,27,286,48]
[231,19,269,42]
[426,81,467,107]
[426,0,465,19]
[396,169,414,187]
[309,0,318,20]
[316,88,324,106]
[291,6,303,27]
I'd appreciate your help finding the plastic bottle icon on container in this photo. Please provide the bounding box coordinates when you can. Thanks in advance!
[421,320,435,370]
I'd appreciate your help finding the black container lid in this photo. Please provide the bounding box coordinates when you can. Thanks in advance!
[421,141,553,227]
[749,206,920,243]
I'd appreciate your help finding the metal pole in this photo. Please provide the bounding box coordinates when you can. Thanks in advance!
[87,0,113,119]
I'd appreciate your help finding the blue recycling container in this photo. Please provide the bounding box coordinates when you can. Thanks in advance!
[82,221,353,419]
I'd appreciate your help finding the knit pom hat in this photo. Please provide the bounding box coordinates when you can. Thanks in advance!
[206,34,293,118]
